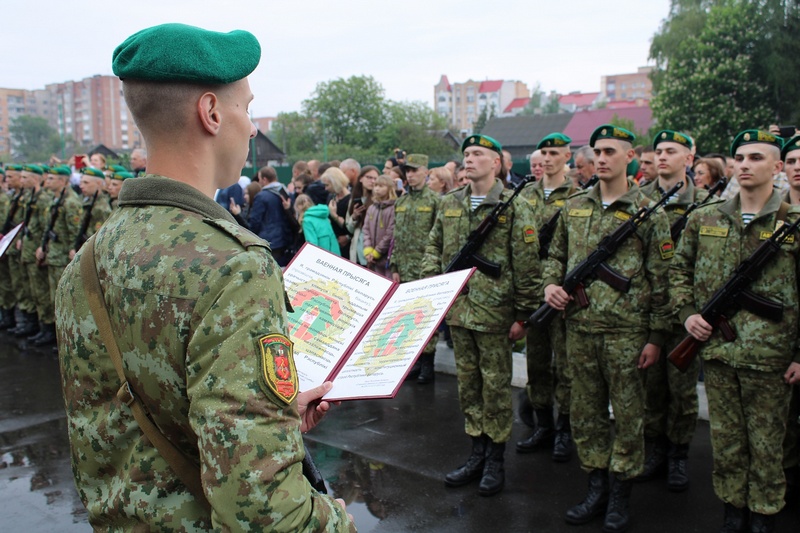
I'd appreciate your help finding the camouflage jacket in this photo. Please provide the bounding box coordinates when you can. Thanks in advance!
[21,188,53,263]
[542,180,673,342]
[671,190,800,370]
[82,191,113,239]
[521,178,575,226]
[390,185,441,281]
[421,178,541,332]
[0,190,9,227]
[5,189,28,257]
[640,178,708,233]
[43,187,83,267]
[56,175,354,532]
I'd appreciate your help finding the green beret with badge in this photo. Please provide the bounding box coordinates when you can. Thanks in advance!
[780,134,800,161]
[590,124,636,147]
[23,164,43,175]
[5,164,22,171]
[461,134,502,154]
[40,164,51,173]
[403,154,429,169]
[537,132,572,150]
[81,166,106,178]
[653,129,693,150]
[730,129,783,157]
[112,23,261,84]
[51,165,72,176]
[108,164,128,172]
[110,171,135,181]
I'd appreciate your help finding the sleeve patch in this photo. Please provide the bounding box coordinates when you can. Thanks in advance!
[257,334,298,404]
[523,225,537,243]
[660,239,675,260]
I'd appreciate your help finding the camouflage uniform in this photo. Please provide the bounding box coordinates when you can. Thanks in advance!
[82,192,113,240]
[390,185,441,359]
[0,191,13,311]
[43,187,82,307]
[520,179,574,414]
[671,190,800,514]
[21,188,54,323]
[56,175,354,531]
[6,190,28,312]
[543,181,672,479]
[639,179,706,446]
[421,178,540,442]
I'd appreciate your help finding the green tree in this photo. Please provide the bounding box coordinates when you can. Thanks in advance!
[650,1,774,153]
[269,111,319,156]
[377,101,456,158]
[542,91,561,115]
[473,103,497,134]
[9,115,61,162]
[521,82,545,116]
[302,75,386,147]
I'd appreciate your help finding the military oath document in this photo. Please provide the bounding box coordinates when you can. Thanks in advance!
[284,243,474,401]
[0,223,23,259]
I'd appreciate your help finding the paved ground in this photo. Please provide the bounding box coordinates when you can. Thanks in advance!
[0,334,797,532]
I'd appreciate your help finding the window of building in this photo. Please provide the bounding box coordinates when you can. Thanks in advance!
[467,95,475,103]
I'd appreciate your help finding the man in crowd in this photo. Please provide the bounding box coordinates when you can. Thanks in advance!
[638,146,658,186]
[573,145,596,188]
[250,165,294,266]
[503,150,525,188]
[130,148,147,176]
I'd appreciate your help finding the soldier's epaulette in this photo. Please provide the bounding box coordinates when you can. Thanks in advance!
[566,189,590,200]
[203,218,272,252]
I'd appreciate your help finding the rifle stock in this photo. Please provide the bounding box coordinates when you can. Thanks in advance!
[667,334,701,372]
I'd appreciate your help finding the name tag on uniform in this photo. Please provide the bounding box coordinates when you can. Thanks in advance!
[497,215,508,224]
[552,200,565,207]
[674,208,686,215]
[417,206,433,212]
[395,206,408,213]
[569,208,593,217]
[699,226,729,237]
[527,198,537,206]
[760,231,795,243]
[614,211,632,221]
[445,209,462,217]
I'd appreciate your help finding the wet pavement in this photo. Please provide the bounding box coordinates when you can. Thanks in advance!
[1,332,798,532]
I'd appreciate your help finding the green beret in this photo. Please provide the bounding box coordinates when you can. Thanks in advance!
[403,154,429,169]
[40,164,51,173]
[81,167,106,178]
[50,165,72,176]
[730,129,783,157]
[781,135,800,160]
[108,164,128,172]
[461,134,502,154]
[590,124,636,147]
[110,171,134,181]
[0,167,5,176]
[653,129,693,150]
[5,164,22,171]
[22,164,43,175]
[537,132,572,150]
[113,23,261,84]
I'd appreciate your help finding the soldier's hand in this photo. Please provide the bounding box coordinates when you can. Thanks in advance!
[544,284,570,310]
[391,272,400,283]
[297,381,338,433]
[508,321,527,340]
[35,247,45,262]
[785,362,800,385]
[333,498,354,525]
[769,124,781,136]
[638,343,661,369]
[684,314,712,341]
[69,249,76,260]
[15,239,21,251]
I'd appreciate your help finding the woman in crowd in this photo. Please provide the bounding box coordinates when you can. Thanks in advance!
[229,180,263,229]
[346,165,379,266]
[693,157,726,194]
[320,167,352,257]
[362,174,396,278]
[428,166,454,195]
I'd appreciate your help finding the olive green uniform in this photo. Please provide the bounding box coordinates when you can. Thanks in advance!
[43,187,82,307]
[0,191,14,311]
[21,188,54,323]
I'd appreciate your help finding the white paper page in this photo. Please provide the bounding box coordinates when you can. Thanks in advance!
[0,223,23,259]
[283,244,394,392]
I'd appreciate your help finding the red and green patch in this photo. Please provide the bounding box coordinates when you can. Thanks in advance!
[660,239,675,260]
[523,225,537,244]
[258,333,298,404]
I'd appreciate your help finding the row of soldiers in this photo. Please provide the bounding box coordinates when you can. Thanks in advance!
[0,163,129,346]
[401,125,799,533]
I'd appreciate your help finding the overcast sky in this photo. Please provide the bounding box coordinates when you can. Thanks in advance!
[1,0,671,118]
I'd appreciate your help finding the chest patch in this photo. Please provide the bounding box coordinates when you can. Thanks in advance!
[569,208,593,217]
[258,333,298,404]
[417,206,433,212]
[445,209,463,217]
[699,226,729,238]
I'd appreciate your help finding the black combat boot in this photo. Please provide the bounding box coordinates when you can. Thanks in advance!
[720,502,748,533]
[478,440,505,496]
[517,389,535,428]
[0,307,16,330]
[636,435,668,481]
[445,435,487,487]
[748,512,775,533]
[417,354,435,384]
[602,475,633,532]
[552,413,573,463]
[14,312,39,337]
[667,441,690,492]
[27,321,45,342]
[405,358,422,382]
[565,469,610,524]
[33,323,57,347]
[516,408,555,453]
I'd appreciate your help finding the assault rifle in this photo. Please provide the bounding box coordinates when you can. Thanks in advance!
[39,187,67,264]
[22,190,40,238]
[668,214,800,372]
[669,178,727,242]
[538,209,562,260]
[1,191,23,234]
[73,191,98,251]
[529,181,683,327]
[444,174,535,277]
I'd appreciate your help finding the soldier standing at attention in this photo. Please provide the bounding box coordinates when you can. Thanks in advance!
[56,23,355,531]
[69,167,112,260]
[422,134,540,496]
[543,125,672,531]
[517,132,576,462]
[0,167,14,330]
[673,129,800,532]
[3,165,27,334]
[637,130,706,492]
[106,169,132,209]
[390,153,441,383]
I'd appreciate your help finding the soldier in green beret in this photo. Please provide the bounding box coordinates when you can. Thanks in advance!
[1,165,26,331]
[672,129,800,532]
[637,130,707,492]
[518,132,577,462]
[0,166,13,329]
[422,133,541,496]
[55,23,355,531]
[390,153,441,383]
[543,124,672,531]
[68,167,112,260]
[106,170,133,208]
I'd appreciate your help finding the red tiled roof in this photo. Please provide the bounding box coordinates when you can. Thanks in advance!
[558,92,600,107]
[440,75,451,91]
[479,80,503,93]
[504,97,530,113]
[563,107,653,146]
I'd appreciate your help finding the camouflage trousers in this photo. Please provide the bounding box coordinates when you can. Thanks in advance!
[25,261,53,323]
[704,360,791,515]
[0,257,14,309]
[451,326,513,443]
[784,386,799,470]
[10,255,33,313]
[643,325,699,444]
[567,329,647,480]
[525,316,570,414]
[48,265,67,313]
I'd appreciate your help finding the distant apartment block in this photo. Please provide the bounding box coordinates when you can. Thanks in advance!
[600,66,653,102]
[434,75,530,133]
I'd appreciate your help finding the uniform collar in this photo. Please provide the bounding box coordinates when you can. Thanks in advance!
[717,189,783,223]
[118,174,236,223]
